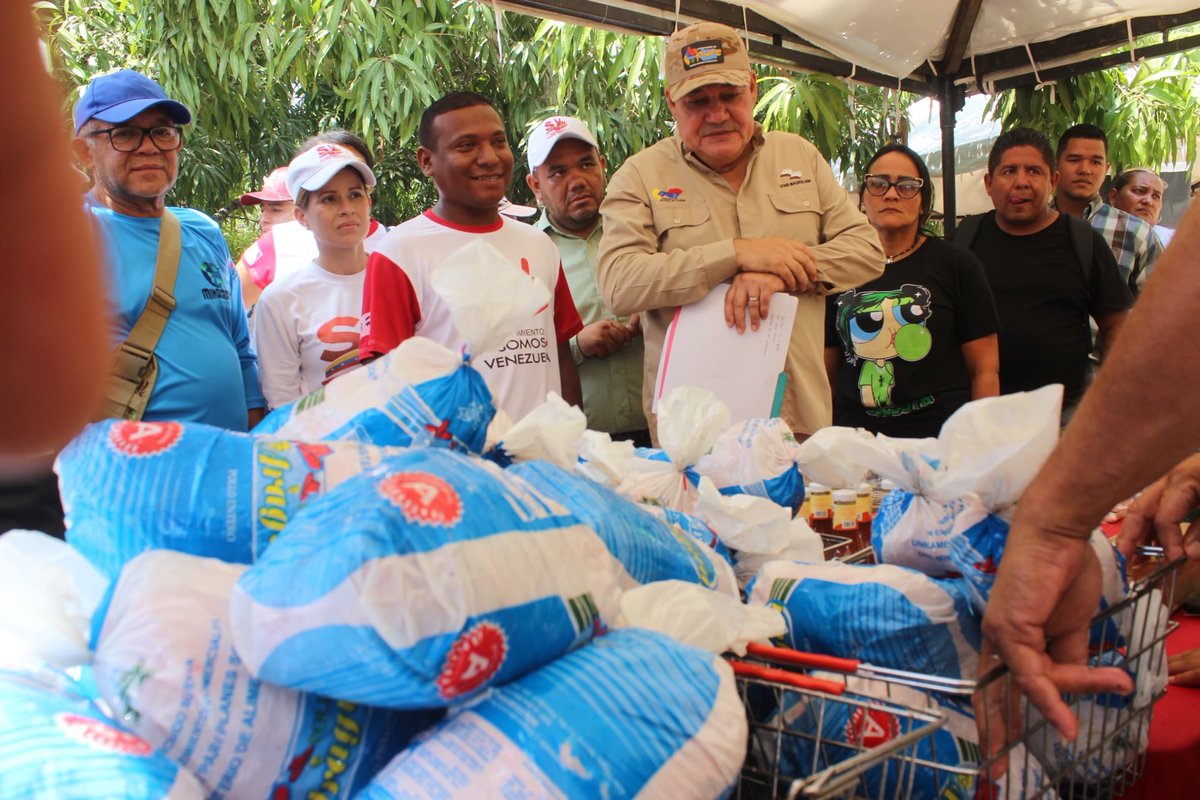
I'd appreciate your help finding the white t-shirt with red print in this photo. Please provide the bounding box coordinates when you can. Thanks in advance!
[361,210,584,421]
[251,260,366,409]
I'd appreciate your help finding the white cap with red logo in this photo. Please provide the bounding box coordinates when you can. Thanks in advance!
[285,143,376,202]
[526,116,599,172]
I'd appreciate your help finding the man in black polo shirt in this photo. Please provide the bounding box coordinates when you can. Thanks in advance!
[960,128,1131,416]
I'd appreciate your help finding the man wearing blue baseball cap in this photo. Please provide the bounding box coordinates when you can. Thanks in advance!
[71,69,264,430]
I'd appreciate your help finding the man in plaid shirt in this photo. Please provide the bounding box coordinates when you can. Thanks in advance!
[1051,123,1162,296]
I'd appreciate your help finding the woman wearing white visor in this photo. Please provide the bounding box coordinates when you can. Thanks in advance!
[251,143,376,408]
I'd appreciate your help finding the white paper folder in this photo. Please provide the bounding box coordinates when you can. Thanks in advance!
[653,283,797,423]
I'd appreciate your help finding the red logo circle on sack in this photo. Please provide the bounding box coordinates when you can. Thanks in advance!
[378,472,463,526]
[57,712,154,756]
[846,707,899,748]
[107,420,184,457]
[436,622,508,699]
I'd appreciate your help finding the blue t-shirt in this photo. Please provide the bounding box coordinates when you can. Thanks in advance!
[89,201,264,430]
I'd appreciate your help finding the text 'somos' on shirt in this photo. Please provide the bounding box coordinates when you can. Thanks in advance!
[361,211,583,421]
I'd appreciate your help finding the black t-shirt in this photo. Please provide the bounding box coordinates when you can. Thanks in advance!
[970,213,1131,405]
[824,237,999,438]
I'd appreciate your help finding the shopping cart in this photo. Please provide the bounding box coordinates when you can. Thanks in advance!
[729,551,1182,799]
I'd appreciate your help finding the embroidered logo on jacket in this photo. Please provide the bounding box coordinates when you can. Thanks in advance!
[779,168,811,188]
[655,187,684,201]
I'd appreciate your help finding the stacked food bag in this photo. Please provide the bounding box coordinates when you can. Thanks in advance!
[8,246,1169,800]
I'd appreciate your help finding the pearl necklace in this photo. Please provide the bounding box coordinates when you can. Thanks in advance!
[885,234,923,264]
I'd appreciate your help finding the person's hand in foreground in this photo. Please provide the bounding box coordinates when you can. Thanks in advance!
[979,517,1133,760]
[1169,648,1200,686]
[1118,452,1200,562]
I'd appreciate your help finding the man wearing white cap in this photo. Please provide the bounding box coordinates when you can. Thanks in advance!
[71,68,265,430]
[526,116,648,444]
[597,23,883,439]
[252,143,377,407]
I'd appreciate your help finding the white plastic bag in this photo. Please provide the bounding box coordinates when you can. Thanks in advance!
[430,239,552,358]
[616,387,729,512]
[0,530,107,667]
[490,392,586,467]
[576,430,636,487]
[615,580,787,655]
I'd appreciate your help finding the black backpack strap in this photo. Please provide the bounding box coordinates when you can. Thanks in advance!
[952,212,991,248]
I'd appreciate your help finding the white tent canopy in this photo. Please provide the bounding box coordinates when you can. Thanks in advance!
[752,0,1200,80]
[496,0,1200,226]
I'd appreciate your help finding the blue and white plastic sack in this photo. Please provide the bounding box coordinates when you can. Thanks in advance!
[810,388,1063,575]
[509,459,738,596]
[57,419,406,576]
[746,560,981,679]
[1025,586,1167,782]
[90,550,436,800]
[695,417,805,513]
[230,448,624,708]
[357,628,746,800]
[0,662,203,799]
[759,672,1047,799]
[253,336,495,451]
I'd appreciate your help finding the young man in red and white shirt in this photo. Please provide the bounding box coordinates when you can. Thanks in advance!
[361,92,583,421]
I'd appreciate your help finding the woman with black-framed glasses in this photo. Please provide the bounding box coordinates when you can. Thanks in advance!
[822,144,1002,437]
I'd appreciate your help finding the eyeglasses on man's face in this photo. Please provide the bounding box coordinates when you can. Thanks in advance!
[86,125,184,153]
[863,174,923,199]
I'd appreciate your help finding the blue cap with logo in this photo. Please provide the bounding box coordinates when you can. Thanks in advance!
[73,69,192,134]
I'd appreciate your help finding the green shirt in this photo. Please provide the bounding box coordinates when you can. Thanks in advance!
[536,213,647,434]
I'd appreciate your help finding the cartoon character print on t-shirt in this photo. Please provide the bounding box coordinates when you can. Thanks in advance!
[834,284,935,418]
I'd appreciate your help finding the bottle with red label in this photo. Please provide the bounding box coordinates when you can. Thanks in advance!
[807,483,832,534]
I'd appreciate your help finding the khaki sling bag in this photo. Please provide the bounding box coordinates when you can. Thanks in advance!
[96,210,182,421]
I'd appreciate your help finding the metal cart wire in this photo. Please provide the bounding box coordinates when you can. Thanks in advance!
[729,551,1182,799]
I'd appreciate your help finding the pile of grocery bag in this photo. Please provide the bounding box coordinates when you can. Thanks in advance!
[0,252,1162,800]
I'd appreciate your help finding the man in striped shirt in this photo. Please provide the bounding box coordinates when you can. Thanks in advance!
[1051,124,1162,295]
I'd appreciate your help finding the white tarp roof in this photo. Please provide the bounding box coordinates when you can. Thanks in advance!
[695,0,1200,79]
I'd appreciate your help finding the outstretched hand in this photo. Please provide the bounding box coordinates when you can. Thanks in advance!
[980,522,1133,754]
[1118,452,1200,562]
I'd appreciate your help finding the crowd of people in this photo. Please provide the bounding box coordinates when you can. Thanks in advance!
[5,11,1200,761]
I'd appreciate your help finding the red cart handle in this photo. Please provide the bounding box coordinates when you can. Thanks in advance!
[745,642,861,673]
[728,660,846,695]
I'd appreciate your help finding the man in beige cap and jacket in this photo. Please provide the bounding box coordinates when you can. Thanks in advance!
[597,22,883,439]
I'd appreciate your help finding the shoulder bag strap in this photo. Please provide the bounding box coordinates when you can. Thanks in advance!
[97,210,182,421]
